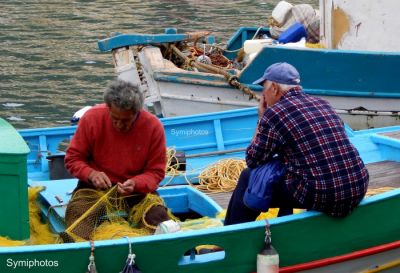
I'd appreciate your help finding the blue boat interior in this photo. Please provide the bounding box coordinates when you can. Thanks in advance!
[349,125,400,164]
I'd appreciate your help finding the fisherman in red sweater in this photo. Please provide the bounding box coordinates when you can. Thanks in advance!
[63,80,178,241]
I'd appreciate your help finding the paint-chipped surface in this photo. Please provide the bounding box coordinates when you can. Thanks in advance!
[332,7,349,49]
[322,0,400,51]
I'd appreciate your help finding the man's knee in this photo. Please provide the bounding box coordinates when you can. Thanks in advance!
[143,205,170,228]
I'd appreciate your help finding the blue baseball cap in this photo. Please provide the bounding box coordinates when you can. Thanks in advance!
[253,62,301,85]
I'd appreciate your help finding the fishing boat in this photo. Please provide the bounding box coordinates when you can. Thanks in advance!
[1,108,400,273]
[97,1,400,130]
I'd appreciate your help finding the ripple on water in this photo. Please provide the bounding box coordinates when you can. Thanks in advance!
[3,103,25,107]
[7,116,25,121]
[0,0,318,129]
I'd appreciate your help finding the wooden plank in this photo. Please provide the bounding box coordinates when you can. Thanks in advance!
[206,161,400,209]
[206,192,232,210]
[366,161,400,189]
[380,130,400,140]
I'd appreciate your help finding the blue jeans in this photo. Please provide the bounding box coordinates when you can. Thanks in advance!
[224,168,306,225]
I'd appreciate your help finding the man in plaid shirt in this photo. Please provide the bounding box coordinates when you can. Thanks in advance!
[225,63,369,225]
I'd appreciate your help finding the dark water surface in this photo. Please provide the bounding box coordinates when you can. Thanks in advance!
[0,0,317,129]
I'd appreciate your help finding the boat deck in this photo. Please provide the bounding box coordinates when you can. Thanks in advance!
[367,161,400,189]
[381,131,400,139]
[206,160,400,209]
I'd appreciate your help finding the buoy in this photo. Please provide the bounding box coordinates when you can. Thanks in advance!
[257,221,279,273]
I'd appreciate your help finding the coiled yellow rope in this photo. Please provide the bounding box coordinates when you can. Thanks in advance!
[165,148,247,193]
[196,158,246,193]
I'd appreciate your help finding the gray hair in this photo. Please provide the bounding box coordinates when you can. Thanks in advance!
[104,80,144,112]
[277,83,299,93]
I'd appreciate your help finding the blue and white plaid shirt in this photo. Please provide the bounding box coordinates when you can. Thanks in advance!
[246,87,369,216]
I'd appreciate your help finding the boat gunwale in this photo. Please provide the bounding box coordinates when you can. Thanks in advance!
[1,188,399,254]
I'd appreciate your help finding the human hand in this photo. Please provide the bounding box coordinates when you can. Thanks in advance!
[258,95,267,118]
[88,170,112,190]
[117,179,135,196]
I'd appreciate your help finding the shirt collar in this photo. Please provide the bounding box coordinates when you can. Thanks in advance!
[282,86,303,98]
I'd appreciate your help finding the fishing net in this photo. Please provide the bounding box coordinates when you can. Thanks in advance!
[180,217,223,231]
[158,31,233,70]
[62,186,178,242]
[92,220,151,240]
[0,236,25,246]
[28,187,59,244]
[187,43,232,68]
[63,186,121,242]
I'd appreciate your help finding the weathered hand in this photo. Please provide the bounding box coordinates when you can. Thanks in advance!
[88,170,112,190]
[117,179,135,196]
[258,95,267,118]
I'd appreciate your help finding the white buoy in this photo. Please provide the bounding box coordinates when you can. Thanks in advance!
[257,222,279,273]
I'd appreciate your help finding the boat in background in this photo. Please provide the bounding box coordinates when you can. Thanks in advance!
[97,23,400,130]
[1,107,399,273]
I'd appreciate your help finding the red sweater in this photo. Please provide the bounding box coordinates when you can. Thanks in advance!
[65,104,166,193]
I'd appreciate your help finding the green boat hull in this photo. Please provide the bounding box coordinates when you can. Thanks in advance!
[1,188,399,273]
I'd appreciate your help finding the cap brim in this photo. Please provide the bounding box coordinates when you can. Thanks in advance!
[252,77,265,85]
